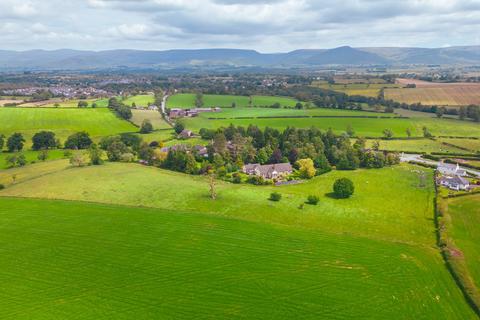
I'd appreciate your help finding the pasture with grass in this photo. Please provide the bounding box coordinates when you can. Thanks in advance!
[3,77,480,318]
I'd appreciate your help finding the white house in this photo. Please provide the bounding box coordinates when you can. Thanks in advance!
[437,163,467,177]
[438,175,470,191]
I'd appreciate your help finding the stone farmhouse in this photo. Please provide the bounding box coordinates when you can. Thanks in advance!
[242,163,293,180]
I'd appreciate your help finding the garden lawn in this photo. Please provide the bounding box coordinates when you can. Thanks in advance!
[0,197,474,319]
[448,194,480,290]
[0,108,137,146]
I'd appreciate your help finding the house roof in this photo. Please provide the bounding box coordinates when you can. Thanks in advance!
[439,175,469,186]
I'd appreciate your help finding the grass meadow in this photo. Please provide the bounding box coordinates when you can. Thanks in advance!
[0,197,474,319]
[167,94,301,108]
[0,162,476,318]
[182,111,480,138]
[0,108,137,146]
[365,139,474,154]
[131,109,171,130]
[448,194,480,291]
[122,94,155,107]
[0,149,66,169]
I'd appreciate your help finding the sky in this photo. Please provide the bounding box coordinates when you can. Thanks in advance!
[1,0,480,52]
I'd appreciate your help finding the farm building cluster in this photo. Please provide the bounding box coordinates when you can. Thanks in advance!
[169,107,221,119]
[436,163,471,191]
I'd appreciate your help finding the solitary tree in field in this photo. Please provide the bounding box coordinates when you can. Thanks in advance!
[140,119,154,134]
[382,129,393,139]
[422,126,432,138]
[346,124,355,137]
[333,178,354,199]
[174,121,185,134]
[37,149,49,161]
[208,171,217,200]
[88,144,103,165]
[406,128,412,138]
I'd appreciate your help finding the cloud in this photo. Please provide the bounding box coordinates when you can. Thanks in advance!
[0,0,479,51]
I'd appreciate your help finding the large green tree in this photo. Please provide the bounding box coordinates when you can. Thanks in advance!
[7,133,25,152]
[32,131,56,150]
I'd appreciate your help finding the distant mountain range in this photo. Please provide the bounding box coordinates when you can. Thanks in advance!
[1,46,479,71]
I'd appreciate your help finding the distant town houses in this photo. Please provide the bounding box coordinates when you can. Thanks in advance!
[242,163,293,180]
[438,175,470,191]
[169,107,221,119]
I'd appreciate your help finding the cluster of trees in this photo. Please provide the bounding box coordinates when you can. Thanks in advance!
[108,97,132,120]
[164,125,399,178]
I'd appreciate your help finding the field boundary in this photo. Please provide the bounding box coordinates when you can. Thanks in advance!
[435,182,480,316]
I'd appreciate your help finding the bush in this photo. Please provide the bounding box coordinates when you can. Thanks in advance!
[307,195,319,205]
[140,119,153,134]
[0,184,4,190]
[333,178,354,199]
[232,173,242,184]
[269,192,282,201]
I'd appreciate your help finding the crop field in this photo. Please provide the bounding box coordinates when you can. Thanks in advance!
[365,139,471,154]
[122,94,154,107]
[131,109,171,129]
[448,194,480,292]
[0,197,474,319]
[312,83,403,97]
[0,163,475,318]
[0,108,137,145]
[385,85,480,106]
[182,112,480,138]
[167,94,300,108]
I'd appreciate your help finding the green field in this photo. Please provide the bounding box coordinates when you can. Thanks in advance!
[365,139,471,154]
[0,162,476,318]
[0,108,137,146]
[183,115,480,138]
[123,94,154,107]
[448,194,480,291]
[0,197,474,319]
[0,162,443,244]
[167,94,300,108]
[131,109,171,130]
[0,149,66,169]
